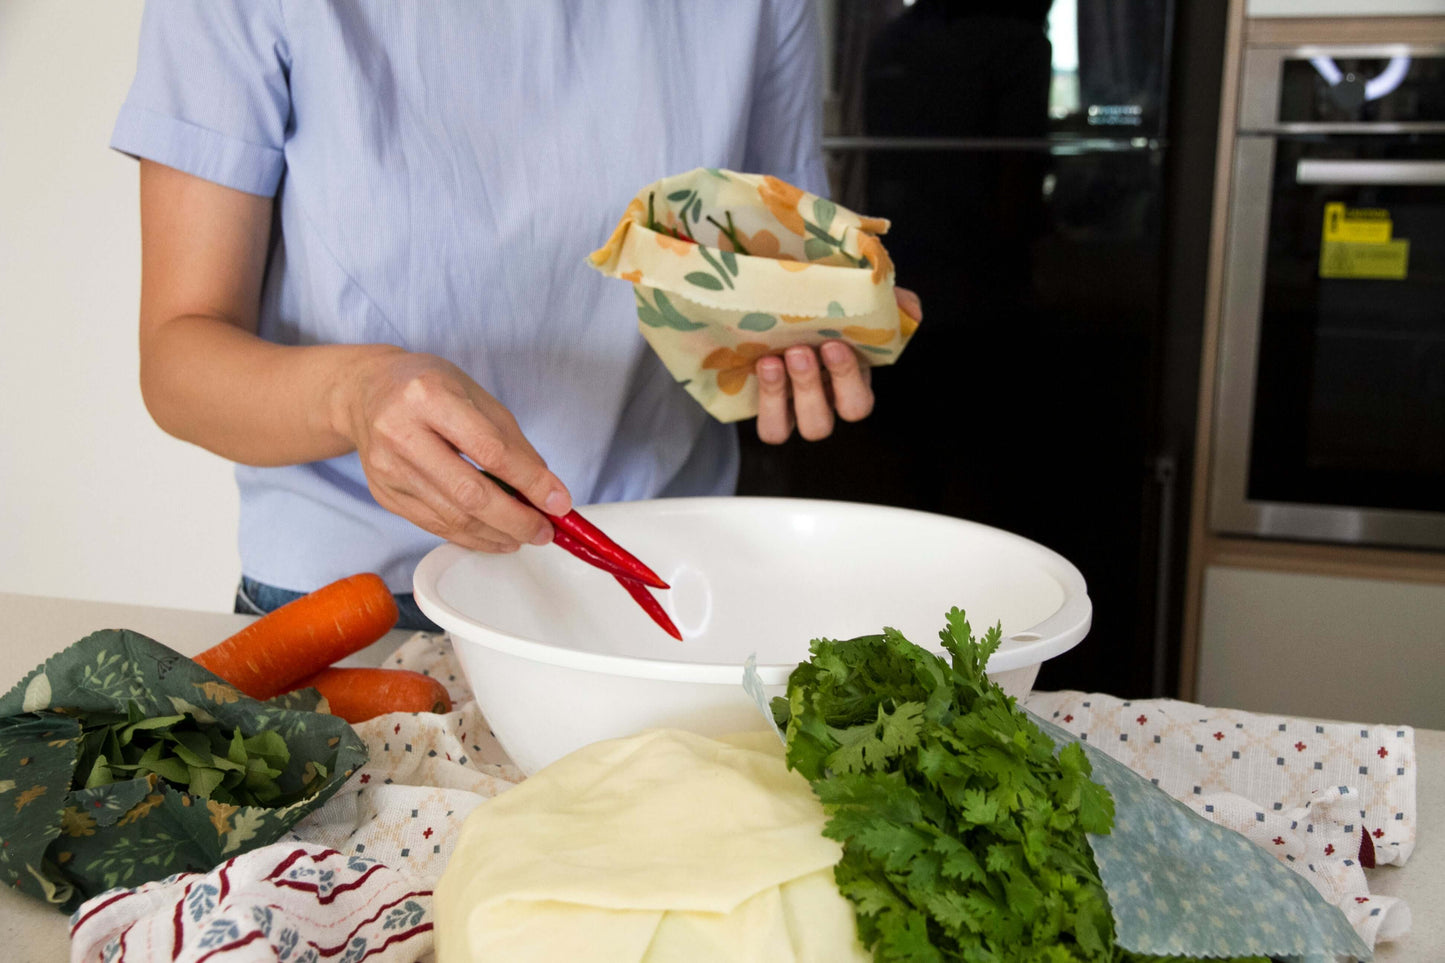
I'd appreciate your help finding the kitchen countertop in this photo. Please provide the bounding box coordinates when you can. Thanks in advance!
[0,591,1440,962]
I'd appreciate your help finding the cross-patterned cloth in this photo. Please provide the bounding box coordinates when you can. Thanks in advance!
[1023,691,1416,949]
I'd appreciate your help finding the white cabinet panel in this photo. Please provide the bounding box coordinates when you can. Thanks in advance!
[1197,567,1445,728]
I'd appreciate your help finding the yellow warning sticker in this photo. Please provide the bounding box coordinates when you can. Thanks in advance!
[1320,239,1410,279]
[1323,202,1393,244]
[1320,203,1408,278]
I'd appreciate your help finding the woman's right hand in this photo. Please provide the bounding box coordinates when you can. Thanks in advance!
[334,350,573,553]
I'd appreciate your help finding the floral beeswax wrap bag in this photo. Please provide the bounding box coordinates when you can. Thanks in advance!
[0,629,367,913]
[588,168,917,422]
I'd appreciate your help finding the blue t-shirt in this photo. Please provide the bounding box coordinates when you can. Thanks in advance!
[111,0,827,593]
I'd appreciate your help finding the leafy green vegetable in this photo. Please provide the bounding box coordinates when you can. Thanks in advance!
[773,609,1271,963]
[63,700,297,807]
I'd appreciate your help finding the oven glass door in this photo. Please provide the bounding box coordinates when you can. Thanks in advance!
[1248,135,1445,521]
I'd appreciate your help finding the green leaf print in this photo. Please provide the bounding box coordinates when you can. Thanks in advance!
[666,189,693,203]
[804,237,834,262]
[738,313,777,332]
[803,220,840,246]
[813,197,837,230]
[858,345,894,356]
[652,291,707,331]
[636,302,665,328]
[719,249,738,276]
[827,301,846,317]
[0,629,368,913]
[695,247,734,290]
[684,271,725,291]
[818,329,843,339]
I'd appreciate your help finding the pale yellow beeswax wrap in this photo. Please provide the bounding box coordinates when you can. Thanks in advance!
[433,728,870,963]
[588,168,917,422]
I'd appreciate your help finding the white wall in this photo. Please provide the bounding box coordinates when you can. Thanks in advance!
[0,2,240,611]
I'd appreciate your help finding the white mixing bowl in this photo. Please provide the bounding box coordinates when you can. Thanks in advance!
[414,497,1091,775]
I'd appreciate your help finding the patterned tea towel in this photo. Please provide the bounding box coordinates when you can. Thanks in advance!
[69,633,518,963]
[68,843,432,963]
[1024,690,1416,950]
[588,168,916,422]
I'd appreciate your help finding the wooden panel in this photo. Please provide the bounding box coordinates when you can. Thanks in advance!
[1179,0,1250,701]
[1206,536,1445,584]
[1246,16,1445,45]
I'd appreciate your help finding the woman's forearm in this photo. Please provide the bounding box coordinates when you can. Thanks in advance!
[135,160,570,550]
[139,312,400,467]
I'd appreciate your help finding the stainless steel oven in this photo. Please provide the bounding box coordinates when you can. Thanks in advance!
[1212,43,1445,549]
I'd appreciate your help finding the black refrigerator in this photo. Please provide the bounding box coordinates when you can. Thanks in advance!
[739,0,1225,698]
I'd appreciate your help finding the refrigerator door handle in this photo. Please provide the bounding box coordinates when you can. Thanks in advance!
[1296,159,1445,186]
[1148,453,1178,698]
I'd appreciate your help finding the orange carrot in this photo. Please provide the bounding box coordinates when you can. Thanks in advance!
[195,573,399,700]
[288,667,453,723]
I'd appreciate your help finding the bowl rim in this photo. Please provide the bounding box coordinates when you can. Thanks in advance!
[413,496,1092,686]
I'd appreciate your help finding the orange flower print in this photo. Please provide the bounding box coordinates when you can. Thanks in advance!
[759,176,806,236]
[587,197,646,267]
[655,232,694,255]
[619,269,643,283]
[702,342,772,396]
[14,784,46,813]
[841,325,895,346]
[777,258,811,273]
[856,233,894,284]
[716,227,782,259]
[858,215,892,234]
[897,303,919,339]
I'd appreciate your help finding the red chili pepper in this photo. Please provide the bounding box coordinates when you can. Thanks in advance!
[551,506,668,589]
[613,574,683,640]
[549,529,644,584]
[479,470,669,589]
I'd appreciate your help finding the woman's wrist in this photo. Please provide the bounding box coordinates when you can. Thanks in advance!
[322,343,408,449]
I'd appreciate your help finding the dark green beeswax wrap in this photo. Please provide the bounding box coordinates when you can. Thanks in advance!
[0,629,367,912]
[1032,714,1371,963]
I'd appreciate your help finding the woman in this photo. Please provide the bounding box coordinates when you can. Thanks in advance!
[113,1,913,628]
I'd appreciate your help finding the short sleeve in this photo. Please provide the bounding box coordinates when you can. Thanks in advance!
[743,0,829,199]
[110,0,292,197]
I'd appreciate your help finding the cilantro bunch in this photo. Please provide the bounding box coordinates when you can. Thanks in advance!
[772,609,1270,963]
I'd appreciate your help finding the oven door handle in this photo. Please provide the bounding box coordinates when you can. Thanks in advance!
[1296,159,1445,186]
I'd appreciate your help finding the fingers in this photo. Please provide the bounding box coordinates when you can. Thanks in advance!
[460,384,573,517]
[753,342,876,444]
[784,345,835,441]
[364,462,524,554]
[434,386,573,520]
[366,425,543,551]
[894,285,923,321]
[350,355,571,551]
[755,355,794,445]
[820,341,874,423]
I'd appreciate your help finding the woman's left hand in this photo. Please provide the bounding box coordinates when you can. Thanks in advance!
[754,286,922,444]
